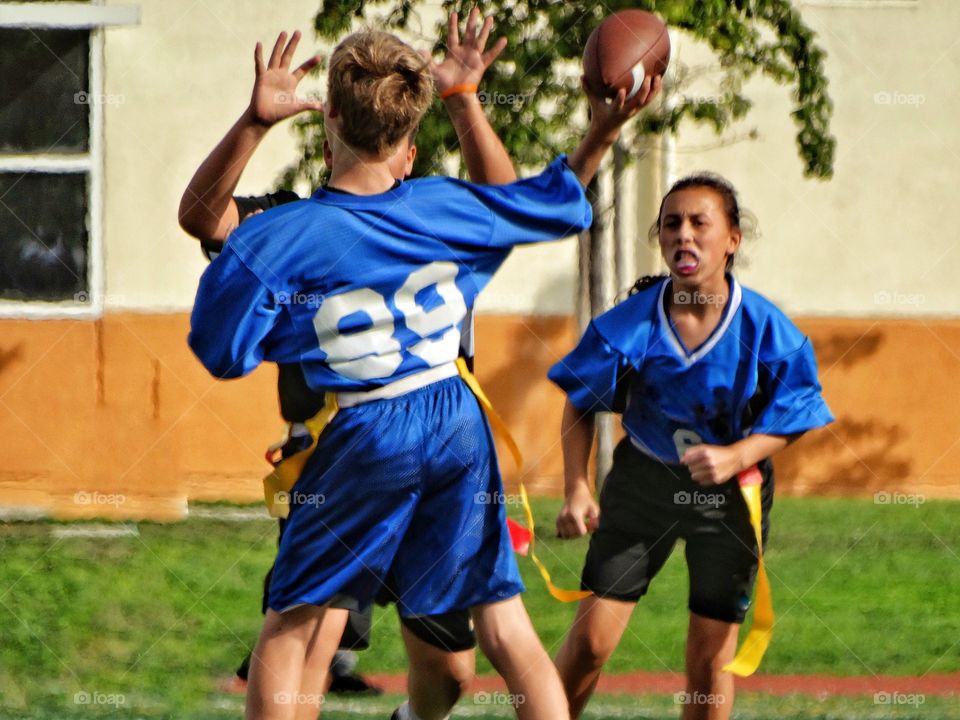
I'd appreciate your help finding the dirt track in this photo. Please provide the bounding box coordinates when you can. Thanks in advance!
[365,671,960,697]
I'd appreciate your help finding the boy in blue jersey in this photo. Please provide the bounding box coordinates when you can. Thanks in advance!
[550,174,834,720]
[179,16,510,718]
[188,11,662,720]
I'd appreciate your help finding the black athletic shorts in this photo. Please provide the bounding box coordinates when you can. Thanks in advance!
[373,582,476,653]
[399,611,476,653]
[321,594,475,653]
[581,438,774,624]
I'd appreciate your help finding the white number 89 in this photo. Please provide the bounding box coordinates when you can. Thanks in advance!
[311,261,467,381]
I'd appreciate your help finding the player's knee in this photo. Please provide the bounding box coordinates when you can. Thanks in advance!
[418,651,474,698]
[443,668,473,701]
[686,646,726,685]
[473,599,535,662]
[444,652,476,696]
[565,623,617,671]
[476,620,544,670]
[685,627,738,686]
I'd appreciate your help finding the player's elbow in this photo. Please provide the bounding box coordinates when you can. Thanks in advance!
[206,360,246,379]
[178,200,209,240]
[196,355,247,380]
[187,332,248,379]
[178,193,222,242]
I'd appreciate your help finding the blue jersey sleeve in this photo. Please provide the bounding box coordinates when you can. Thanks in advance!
[548,322,629,413]
[188,247,280,378]
[751,338,834,436]
[468,156,592,248]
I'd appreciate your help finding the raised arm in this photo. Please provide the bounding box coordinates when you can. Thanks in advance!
[428,9,515,184]
[178,31,322,242]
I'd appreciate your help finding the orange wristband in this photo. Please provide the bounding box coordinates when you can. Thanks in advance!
[439,83,478,100]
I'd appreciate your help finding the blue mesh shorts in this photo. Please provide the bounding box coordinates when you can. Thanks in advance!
[268,377,524,616]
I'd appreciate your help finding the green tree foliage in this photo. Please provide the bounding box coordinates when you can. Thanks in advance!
[279,0,834,189]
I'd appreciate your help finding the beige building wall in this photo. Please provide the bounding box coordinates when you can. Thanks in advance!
[101,0,329,311]
[92,1,959,318]
[666,0,958,317]
[487,0,960,318]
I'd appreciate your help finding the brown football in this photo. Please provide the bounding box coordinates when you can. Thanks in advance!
[582,10,671,100]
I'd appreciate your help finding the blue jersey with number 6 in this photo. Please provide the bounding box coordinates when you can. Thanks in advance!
[189,156,591,389]
[548,276,834,462]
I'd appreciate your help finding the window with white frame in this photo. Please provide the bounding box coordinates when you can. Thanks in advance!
[0,2,138,316]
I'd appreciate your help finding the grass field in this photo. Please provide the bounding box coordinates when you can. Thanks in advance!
[5,692,955,720]
[1,496,958,718]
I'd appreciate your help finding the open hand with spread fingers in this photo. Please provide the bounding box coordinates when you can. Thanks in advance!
[248,30,324,127]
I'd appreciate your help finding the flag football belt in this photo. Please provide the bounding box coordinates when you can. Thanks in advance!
[261,359,589,604]
[453,358,590,604]
[336,362,459,407]
[723,464,774,678]
[262,362,457,519]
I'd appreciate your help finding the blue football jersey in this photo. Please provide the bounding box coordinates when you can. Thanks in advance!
[189,156,591,390]
[549,276,834,462]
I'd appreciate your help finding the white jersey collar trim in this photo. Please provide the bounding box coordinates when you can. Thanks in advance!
[657,276,742,366]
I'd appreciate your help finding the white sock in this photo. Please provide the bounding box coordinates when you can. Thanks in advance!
[396,702,420,720]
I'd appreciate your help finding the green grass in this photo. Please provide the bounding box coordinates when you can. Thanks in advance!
[0,497,958,718]
[3,692,957,720]
[463,496,960,678]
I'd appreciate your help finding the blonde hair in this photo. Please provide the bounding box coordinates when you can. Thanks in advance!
[327,31,433,156]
